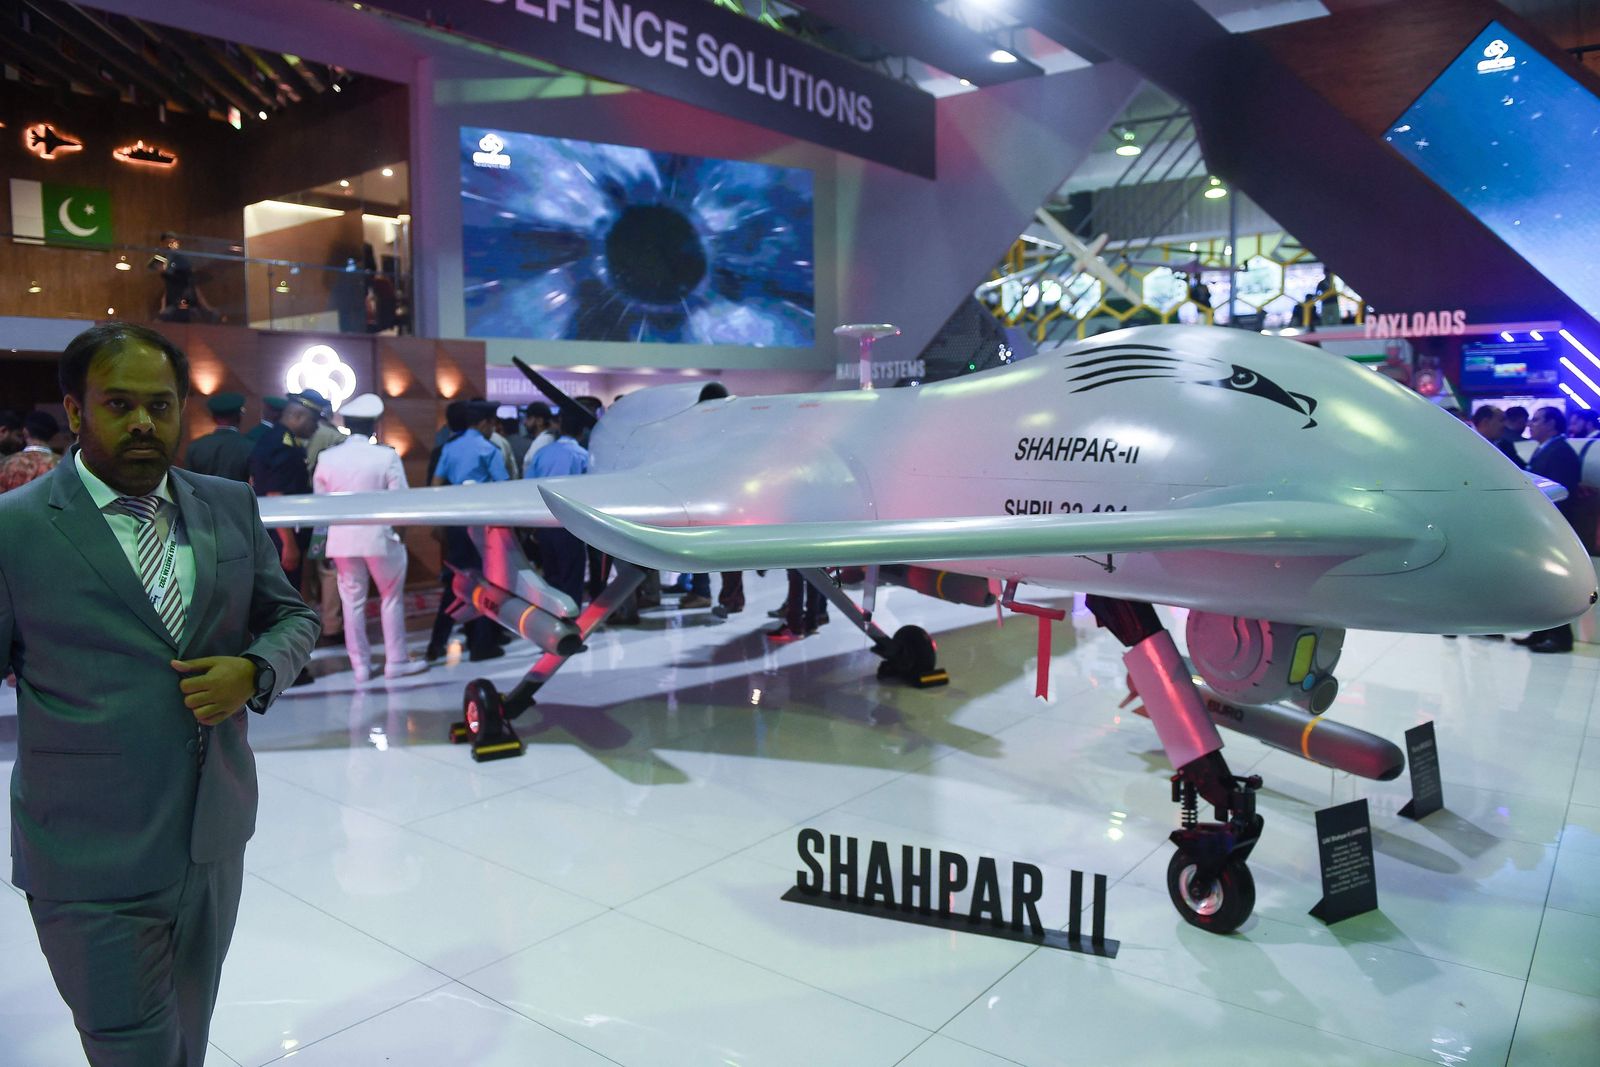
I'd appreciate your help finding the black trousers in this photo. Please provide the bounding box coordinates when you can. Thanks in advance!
[539,527,588,607]
[786,569,824,632]
[429,526,497,655]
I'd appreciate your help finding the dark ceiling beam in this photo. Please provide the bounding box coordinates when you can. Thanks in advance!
[124,16,262,117]
[0,8,112,96]
[281,53,327,95]
[207,40,282,111]
[238,44,304,104]
[0,38,108,97]
[69,2,225,112]
[21,1,196,110]
[791,0,1045,84]
[97,8,227,113]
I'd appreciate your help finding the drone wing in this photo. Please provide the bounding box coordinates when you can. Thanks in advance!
[255,472,693,530]
[539,487,1437,573]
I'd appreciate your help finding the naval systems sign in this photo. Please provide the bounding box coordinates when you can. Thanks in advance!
[363,0,936,177]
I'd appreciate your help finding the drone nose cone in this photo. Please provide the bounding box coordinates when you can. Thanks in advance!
[1500,495,1595,630]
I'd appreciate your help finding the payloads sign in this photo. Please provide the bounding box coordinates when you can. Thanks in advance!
[364,0,935,178]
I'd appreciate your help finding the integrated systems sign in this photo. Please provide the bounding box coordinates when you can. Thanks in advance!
[364,0,935,177]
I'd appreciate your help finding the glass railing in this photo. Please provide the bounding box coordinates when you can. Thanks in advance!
[0,236,413,336]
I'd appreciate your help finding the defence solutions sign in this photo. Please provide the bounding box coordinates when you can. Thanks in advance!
[365,0,936,177]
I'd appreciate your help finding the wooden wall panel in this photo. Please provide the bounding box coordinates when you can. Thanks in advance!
[0,77,407,326]
[1253,0,1598,139]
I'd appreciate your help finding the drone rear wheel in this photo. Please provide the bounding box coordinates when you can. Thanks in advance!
[463,678,502,736]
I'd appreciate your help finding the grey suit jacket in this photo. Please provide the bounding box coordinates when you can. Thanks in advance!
[1,451,319,900]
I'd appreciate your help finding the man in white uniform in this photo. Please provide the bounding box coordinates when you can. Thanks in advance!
[312,393,428,683]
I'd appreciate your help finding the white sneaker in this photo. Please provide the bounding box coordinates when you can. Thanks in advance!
[384,659,430,680]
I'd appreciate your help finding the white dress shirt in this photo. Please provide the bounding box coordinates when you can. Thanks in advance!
[75,453,198,611]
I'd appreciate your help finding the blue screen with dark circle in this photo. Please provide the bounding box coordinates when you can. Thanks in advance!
[460,127,814,346]
[1385,22,1600,318]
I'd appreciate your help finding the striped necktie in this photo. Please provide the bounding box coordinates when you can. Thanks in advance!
[117,494,187,641]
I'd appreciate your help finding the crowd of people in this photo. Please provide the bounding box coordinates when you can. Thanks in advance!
[1468,402,1595,653]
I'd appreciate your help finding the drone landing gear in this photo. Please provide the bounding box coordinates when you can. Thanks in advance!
[1166,753,1263,934]
[1086,594,1262,934]
[798,568,948,687]
[449,678,524,762]
[448,562,647,759]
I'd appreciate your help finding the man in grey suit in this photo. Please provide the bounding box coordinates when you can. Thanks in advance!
[0,322,319,1066]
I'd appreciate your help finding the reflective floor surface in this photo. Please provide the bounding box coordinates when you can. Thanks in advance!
[3,571,1597,1065]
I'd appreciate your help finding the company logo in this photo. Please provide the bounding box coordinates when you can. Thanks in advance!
[1062,343,1319,429]
[1477,38,1516,74]
[471,132,511,169]
[286,344,356,411]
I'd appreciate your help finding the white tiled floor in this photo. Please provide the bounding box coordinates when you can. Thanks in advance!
[3,572,1598,1065]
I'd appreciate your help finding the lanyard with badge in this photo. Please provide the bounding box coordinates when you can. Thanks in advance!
[145,510,183,611]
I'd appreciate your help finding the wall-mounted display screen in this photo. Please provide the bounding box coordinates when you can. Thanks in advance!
[1385,22,1600,317]
[1460,335,1560,395]
[460,127,814,346]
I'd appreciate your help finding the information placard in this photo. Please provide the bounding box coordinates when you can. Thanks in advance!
[1309,798,1378,925]
[1399,721,1444,820]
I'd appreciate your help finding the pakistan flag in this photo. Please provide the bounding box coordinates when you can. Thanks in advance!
[8,179,115,248]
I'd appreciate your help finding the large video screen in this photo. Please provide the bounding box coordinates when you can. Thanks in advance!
[1459,334,1560,395]
[460,127,814,346]
[1385,22,1600,317]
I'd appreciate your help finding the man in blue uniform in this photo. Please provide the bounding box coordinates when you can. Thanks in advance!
[426,401,508,662]
[528,407,592,606]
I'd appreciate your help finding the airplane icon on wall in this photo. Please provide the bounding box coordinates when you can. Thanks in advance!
[260,324,1594,933]
[24,123,82,160]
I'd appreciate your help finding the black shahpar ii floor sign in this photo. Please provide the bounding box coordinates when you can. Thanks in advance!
[1309,798,1379,924]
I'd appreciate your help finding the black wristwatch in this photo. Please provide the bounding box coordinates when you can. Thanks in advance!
[244,654,276,712]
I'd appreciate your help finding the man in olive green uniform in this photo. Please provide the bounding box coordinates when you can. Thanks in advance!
[182,392,253,482]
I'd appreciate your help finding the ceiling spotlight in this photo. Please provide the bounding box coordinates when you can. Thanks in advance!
[275,280,290,293]
[1115,144,1142,156]
[333,83,343,92]
[106,307,115,315]
[339,179,350,188]
[257,110,268,120]
[1204,176,1227,199]
[989,49,1017,64]
[381,167,394,177]
[115,256,131,271]
[27,281,41,293]
[958,78,973,87]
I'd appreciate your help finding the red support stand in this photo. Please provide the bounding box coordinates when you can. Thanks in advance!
[1001,581,1068,699]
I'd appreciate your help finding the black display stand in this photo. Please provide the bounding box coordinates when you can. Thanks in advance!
[1309,798,1379,924]
[782,868,1119,958]
[1398,721,1444,820]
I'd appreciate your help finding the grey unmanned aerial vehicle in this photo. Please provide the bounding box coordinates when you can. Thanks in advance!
[261,324,1594,933]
